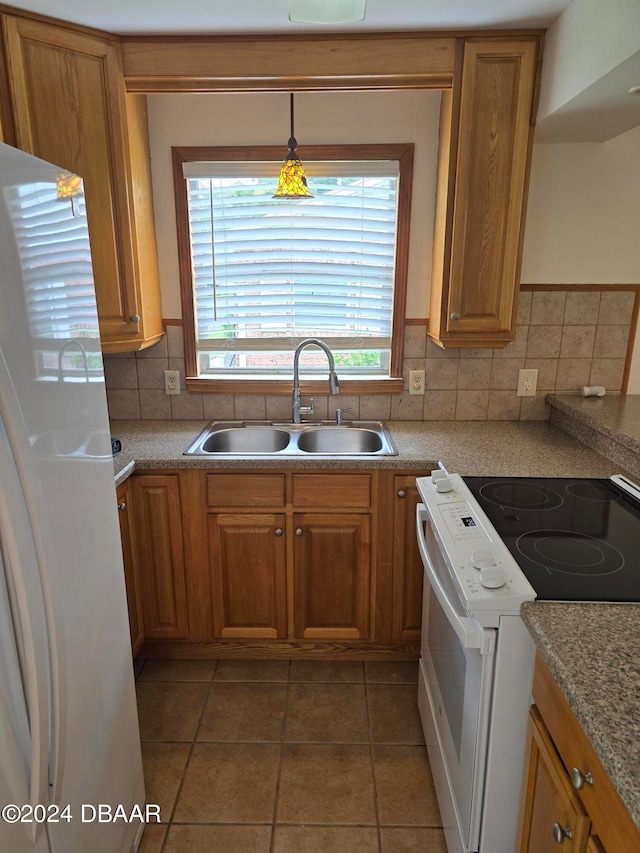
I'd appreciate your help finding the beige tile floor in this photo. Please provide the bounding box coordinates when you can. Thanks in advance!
[135,659,446,853]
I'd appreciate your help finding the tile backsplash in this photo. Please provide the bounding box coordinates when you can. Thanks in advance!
[104,289,636,422]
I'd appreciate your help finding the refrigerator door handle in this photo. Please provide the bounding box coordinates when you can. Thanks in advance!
[0,350,65,829]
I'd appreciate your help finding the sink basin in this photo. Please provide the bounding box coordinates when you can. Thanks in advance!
[297,427,383,454]
[183,420,397,456]
[201,427,290,454]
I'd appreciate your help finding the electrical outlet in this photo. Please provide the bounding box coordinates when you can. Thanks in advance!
[409,369,425,395]
[517,368,538,397]
[164,369,181,395]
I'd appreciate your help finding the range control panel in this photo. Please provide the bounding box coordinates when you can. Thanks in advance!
[416,473,536,625]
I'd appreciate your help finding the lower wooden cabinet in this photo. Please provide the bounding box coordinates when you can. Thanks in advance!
[116,480,144,655]
[207,512,287,639]
[517,654,640,853]
[131,473,189,639]
[293,512,371,640]
[392,475,425,641]
[518,707,590,852]
[124,466,429,654]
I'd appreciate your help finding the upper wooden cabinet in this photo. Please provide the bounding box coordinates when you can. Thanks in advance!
[1,15,163,352]
[429,37,540,349]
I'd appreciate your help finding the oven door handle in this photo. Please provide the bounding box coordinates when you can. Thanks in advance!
[416,504,485,651]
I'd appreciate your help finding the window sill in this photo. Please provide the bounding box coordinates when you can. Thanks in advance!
[185,377,404,395]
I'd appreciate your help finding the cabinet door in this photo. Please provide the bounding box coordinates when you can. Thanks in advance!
[132,474,189,639]
[116,480,144,655]
[429,38,539,348]
[208,513,287,639]
[293,512,371,640]
[517,707,590,853]
[392,476,424,642]
[2,15,162,352]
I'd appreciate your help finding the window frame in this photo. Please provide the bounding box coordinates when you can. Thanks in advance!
[172,143,414,394]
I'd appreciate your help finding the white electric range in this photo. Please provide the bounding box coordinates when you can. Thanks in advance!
[415,470,640,853]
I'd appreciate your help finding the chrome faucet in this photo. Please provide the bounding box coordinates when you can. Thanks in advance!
[292,338,340,424]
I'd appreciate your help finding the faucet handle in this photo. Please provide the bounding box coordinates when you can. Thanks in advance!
[335,407,352,425]
[300,398,314,417]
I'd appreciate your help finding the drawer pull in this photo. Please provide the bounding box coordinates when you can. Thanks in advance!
[552,823,573,844]
[274,528,283,537]
[570,767,593,790]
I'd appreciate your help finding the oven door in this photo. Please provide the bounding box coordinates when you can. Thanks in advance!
[416,504,496,853]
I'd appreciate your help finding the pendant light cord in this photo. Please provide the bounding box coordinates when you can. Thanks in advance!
[289,93,296,151]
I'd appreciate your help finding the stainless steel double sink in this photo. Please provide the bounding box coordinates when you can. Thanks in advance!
[183,420,397,456]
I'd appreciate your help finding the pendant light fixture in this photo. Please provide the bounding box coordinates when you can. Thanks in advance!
[273,93,313,199]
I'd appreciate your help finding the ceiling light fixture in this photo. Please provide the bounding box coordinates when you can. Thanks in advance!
[289,0,366,24]
[273,93,313,199]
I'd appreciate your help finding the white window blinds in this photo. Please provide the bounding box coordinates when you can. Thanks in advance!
[182,160,400,352]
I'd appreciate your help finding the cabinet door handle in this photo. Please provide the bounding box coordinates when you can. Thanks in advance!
[552,823,573,844]
[450,312,460,321]
[130,314,141,323]
[397,489,406,498]
[295,528,303,536]
[118,501,127,512]
[570,767,593,790]
[274,528,283,536]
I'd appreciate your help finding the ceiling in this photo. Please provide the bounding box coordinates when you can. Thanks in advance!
[6,0,571,36]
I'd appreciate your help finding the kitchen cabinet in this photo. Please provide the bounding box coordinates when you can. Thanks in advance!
[1,14,163,353]
[205,471,373,642]
[518,706,590,852]
[429,37,539,349]
[391,475,425,642]
[116,480,144,655]
[131,473,189,639]
[205,473,287,639]
[128,466,428,656]
[293,511,371,640]
[517,653,640,853]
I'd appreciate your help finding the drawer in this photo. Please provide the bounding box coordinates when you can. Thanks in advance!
[292,473,371,508]
[206,473,286,508]
[532,653,640,853]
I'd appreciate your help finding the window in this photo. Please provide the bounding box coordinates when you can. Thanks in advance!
[173,144,413,392]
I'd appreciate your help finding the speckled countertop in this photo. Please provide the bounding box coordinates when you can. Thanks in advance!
[521,602,640,831]
[548,395,640,479]
[109,418,631,488]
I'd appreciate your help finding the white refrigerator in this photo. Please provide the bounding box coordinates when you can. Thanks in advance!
[0,143,145,852]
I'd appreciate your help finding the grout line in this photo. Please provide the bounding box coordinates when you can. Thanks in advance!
[364,675,384,853]
[269,660,291,852]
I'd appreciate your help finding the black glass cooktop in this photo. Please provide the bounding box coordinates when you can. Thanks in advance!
[463,476,640,602]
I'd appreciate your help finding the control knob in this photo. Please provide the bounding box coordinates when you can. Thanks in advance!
[435,477,453,493]
[480,566,507,589]
[472,548,497,570]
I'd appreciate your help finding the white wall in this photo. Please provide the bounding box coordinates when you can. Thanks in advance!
[147,90,441,320]
[522,126,640,283]
[537,0,640,121]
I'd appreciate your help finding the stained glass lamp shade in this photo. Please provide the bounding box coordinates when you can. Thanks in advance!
[273,94,313,199]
